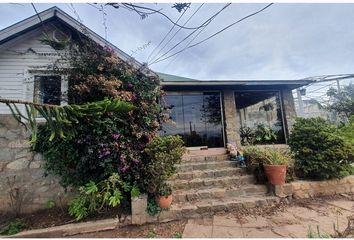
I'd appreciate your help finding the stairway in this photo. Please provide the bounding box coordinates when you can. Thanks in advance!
[160,148,279,221]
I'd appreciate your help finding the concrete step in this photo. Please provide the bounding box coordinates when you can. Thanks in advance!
[181,154,229,163]
[156,196,280,222]
[170,175,255,190]
[173,185,269,203]
[177,161,238,172]
[173,167,246,181]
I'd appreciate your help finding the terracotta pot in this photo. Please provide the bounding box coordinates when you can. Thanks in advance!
[264,165,287,185]
[156,195,173,209]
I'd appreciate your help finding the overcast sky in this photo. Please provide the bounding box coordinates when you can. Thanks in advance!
[1,3,354,81]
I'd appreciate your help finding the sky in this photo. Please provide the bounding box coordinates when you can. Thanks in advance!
[1,2,354,82]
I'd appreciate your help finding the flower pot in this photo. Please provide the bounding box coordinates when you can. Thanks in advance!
[156,195,172,209]
[264,164,287,185]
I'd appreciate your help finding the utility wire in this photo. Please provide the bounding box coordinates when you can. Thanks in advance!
[149,3,204,64]
[150,3,274,65]
[149,3,232,66]
[147,4,190,63]
[106,3,216,30]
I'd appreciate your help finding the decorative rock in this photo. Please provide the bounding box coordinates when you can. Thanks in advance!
[8,139,31,148]
[29,161,42,169]
[6,158,30,170]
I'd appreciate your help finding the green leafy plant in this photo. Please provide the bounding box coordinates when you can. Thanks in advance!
[146,229,157,238]
[146,196,162,216]
[262,148,294,166]
[253,124,278,144]
[46,199,56,209]
[326,84,354,118]
[289,117,352,180]
[68,173,131,220]
[0,220,26,236]
[157,183,172,197]
[243,146,295,184]
[130,186,141,198]
[307,225,330,238]
[141,135,186,196]
[173,232,183,238]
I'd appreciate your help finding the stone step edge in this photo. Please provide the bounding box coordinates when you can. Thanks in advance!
[150,196,280,223]
[173,185,267,196]
[170,175,254,185]
[177,160,236,167]
[182,154,229,160]
[173,167,246,180]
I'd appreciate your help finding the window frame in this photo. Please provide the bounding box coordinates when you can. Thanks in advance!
[234,89,287,145]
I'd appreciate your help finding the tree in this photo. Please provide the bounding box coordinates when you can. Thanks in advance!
[326,84,354,118]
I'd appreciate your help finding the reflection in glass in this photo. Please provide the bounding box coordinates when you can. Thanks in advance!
[235,91,285,145]
[161,92,223,147]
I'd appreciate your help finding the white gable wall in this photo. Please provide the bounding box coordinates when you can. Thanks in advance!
[0,24,65,114]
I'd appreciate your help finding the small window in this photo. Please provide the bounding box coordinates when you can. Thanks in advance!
[34,75,61,105]
[235,91,285,145]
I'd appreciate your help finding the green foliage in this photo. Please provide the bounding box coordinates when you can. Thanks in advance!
[146,196,162,216]
[146,229,157,238]
[337,115,354,162]
[253,124,278,144]
[289,118,352,180]
[326,84,354,118]
[141,135,186,195]
[68,173,131,221]
[240,124,279,145]
[243,146,295,183]
[262,148,294,166]
[173,232,183,238]
[46,199,56,209]
[307,225,330,238]
[0,220,26,236]
[130,186,141,198]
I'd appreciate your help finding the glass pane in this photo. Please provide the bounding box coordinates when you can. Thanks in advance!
[35,76,61,105]
[183,95,205,147]
[235,91,285,145]
[203,93,224,148]
[161,92,224,147]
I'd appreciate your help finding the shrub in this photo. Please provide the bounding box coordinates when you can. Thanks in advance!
[141,135,186,195]
[289,117,352,180]
[337,115,354,162]
[68,173,137,220]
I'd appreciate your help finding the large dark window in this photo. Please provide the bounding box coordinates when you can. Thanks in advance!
[235,91,285,145]
[161,92,224,147]
[34,75,61,105]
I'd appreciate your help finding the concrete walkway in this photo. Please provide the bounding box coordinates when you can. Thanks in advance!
[183,198,354,238]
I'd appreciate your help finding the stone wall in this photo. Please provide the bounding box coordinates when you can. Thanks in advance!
[281,89,297,137]
[278,176,354,199]
[0,115,72,214]
[222,90,241,146]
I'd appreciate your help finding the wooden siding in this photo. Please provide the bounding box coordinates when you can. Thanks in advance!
[0,24,63,114]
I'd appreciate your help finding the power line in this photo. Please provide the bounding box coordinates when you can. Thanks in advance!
[149,3,232,66]
[106,3,216,30]
[147,4,190,63]
[150,3,274,65]
[149,3,204,65]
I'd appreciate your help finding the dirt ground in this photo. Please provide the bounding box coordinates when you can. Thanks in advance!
[72,194,354,238]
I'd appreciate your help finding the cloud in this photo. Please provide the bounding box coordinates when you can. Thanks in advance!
[1,3,354,80]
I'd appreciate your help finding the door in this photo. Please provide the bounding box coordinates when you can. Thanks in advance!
[161,92,224,148]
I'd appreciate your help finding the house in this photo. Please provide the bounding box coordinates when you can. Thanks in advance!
[0,6,314,214]
[158,72,313,148]
[0,6,312,148]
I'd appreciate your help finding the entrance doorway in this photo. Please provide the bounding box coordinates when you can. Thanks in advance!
[161,92,224,148]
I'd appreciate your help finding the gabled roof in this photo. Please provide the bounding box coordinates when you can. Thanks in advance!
[0,6,143,69]
[157,72,314,89]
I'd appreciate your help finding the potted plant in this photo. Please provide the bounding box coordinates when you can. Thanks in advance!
[263,148,294,185]
[156,183,173,209]
[243,146,268,184]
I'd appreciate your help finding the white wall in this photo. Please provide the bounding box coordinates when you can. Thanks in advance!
[0,24,65,114]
